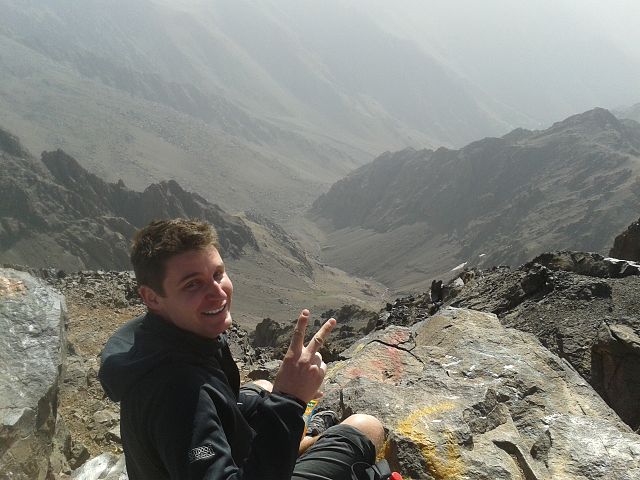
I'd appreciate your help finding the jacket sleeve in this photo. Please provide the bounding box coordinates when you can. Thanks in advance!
[147,371,305,480]
[236,392,306,479]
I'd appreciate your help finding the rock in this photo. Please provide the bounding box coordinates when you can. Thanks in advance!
[247,360,281,381]
[250,305,380,363]
[529,250,640,278]
[446,257,640,429]
[64,354,90,389]
[92,409,119,428]
[0,128,29,158]
[226,324,255,366]
[319,305,380,361]
[70,453,127,480]
[0,268,67,480]
[321,308,640,479]
[372,293,432,331]
[610,217,640,261]
[49,415,73,476]
[252,317,290,350]
[106,425,121,443]
[534,414,640,479]
[592,322,640,430]
[49,271,141,309]
[68,442,91,470]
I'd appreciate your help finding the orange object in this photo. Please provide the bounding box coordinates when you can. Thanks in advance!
[301,399,319,437]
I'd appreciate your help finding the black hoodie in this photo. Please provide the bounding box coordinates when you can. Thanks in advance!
[99,312,305,480]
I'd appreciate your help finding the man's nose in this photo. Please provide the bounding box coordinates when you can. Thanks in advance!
[206,279,226,297]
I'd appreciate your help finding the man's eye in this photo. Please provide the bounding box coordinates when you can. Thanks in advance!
[214,271,225,282]
[185,280,202,290]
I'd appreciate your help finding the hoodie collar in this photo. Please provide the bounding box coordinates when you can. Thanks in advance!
[141,310,227,356]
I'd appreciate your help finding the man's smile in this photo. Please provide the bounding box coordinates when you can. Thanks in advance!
[203,303,227,315]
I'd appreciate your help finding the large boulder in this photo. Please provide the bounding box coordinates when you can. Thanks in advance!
[446,253,640,429]
[610,217,640,261]
[322,308,640,479]
[0,268,67,479]
[592,321,640,432]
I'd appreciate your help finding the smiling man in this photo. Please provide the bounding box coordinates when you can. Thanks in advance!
[98,219,384,480]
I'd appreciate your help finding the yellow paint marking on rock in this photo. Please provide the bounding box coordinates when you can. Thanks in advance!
[325,360,346,380]
[395,403,466,479]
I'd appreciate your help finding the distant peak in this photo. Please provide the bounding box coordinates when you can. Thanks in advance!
[501,127,534,143]
[0,128,29,158]
[41,149,91,182]
[550,107,622,133]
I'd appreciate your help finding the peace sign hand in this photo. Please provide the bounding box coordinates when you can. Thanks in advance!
[273,309,336,404]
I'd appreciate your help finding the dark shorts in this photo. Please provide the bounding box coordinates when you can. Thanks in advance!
[239,384,376,480]
[292,424,376,480]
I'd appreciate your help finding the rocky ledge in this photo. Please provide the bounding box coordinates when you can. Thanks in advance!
[322,308,640,479]
[0,268,66,479]
[3,248,640,479]
[444,251,640,431]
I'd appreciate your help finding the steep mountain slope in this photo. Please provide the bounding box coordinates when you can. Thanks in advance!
[610,216,640,261]
[618,102,640,123]
[0,134,256,270]
[0,0,537,220]
[0,128,387,326]
[310,108,640,292]
[365,0,640,126]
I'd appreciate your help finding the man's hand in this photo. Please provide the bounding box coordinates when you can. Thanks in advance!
[273,309,336,404]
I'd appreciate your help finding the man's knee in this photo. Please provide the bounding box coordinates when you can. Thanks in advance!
[341,414,385,453]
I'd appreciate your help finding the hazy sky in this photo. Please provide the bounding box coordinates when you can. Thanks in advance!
[342,0,640,123]
[357,0,640,57]
[154,0,640,126]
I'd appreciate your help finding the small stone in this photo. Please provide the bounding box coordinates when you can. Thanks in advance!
[106,425,122,443]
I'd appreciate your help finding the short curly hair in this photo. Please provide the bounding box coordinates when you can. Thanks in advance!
[130,219,219,295]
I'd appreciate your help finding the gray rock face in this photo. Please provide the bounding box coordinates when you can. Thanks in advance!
[70,453,127,480]
[446,254,640,430]
[610,217,640,261]
[321,308,640,479]
[251,304,379,364]
[1,137,257,270]
[0,268,67,480]
[592,322,640,432]
[529,251,640,278]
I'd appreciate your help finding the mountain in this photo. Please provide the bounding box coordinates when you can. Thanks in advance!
[0,0,528,221]
[617,102,640,123]
[0,128,387,326]
[309,108,640,293]
[0,128,255,270]
[364,0,640,126]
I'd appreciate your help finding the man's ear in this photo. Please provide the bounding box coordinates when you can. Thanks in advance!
[138,285,162,311]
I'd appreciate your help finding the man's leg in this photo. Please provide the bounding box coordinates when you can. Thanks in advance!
[293,414,384,480]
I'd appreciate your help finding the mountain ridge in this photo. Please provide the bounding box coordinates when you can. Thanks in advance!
[0,0,552,221]
[0,127,388,326]
[310,108,640,292]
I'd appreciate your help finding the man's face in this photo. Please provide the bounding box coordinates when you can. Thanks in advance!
[140,246,233,339]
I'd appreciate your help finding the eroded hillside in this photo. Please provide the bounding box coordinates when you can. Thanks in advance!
[310,108,640,293]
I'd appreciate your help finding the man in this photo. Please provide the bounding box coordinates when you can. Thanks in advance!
[99,219,384,479]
